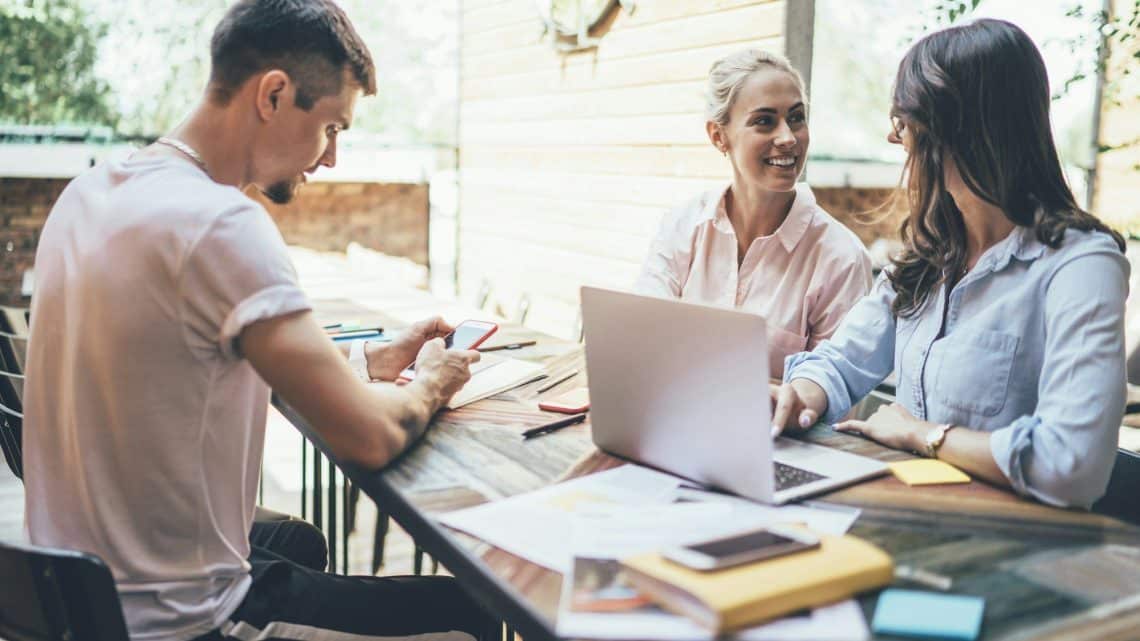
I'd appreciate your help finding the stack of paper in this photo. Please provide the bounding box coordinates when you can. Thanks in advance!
[437,465,861,573]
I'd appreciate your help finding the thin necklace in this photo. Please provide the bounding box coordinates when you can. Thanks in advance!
[155,136,209,177]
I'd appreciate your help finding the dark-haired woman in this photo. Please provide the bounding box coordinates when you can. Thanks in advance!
[771,18,1128,509]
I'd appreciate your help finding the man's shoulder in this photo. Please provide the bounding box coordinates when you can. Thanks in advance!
[139,163,263,223]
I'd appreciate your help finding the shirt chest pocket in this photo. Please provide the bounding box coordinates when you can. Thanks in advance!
[933,329,1020,417]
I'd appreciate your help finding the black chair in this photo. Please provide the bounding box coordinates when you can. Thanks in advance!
[0,540,130,641]
[0,366,24,481]
[0,305,30,338]
[0,329,28,377]
[1093,448,1140,526]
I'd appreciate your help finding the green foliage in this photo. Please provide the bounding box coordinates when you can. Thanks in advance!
[78,1,225,139]
[926,0,985,27]
[0,0,116,127]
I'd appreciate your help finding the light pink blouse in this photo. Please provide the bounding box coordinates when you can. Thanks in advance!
[634,183,872,378]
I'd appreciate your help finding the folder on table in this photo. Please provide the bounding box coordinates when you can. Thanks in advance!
[620,533,893,633]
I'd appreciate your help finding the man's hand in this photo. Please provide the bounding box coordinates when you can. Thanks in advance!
[364,316,453,381]
[770,378,829,437]
[834,403,932,453]
[407,337,480,408]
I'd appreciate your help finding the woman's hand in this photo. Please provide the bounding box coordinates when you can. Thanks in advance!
[834,402,933,453]
[770,378,829,437]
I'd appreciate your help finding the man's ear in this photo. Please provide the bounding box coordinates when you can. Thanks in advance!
[255,70,290,122]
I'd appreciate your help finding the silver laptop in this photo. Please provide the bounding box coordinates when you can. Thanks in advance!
[580,286,888,504]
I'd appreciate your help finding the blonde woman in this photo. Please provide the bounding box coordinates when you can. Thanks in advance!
[635,49,871,378]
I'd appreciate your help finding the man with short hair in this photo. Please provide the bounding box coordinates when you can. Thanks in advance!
[23,2,494,640]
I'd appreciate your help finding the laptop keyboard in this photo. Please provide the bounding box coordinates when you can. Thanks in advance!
[774,461,827,491]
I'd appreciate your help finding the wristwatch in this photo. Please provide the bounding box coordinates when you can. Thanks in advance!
[923,423,955,458]
[348,339,372,382]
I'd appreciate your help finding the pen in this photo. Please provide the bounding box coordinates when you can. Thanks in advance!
[328,323,385,335]
[536,369,578,393]
[330,329,385,342]
[522,412,588,439]
[894,565,953,591]
[478,340,537,352]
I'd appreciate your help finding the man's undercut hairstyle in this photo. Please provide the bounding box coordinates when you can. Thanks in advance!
[209,0,377,110]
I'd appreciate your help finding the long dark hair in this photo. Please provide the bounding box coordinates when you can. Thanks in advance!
[887,18,1124,318]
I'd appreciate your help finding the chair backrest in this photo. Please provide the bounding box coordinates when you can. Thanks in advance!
[0,329,28,376]
[0,367,24,481]
[0,305,30,337]
[1094,448,1140,526]
[0,540,129,641]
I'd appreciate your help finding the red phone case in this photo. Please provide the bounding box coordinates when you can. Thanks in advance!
[399,320,498,380]
[538,388,591,414]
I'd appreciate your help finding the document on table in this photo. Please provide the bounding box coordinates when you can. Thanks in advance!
[445,353,545,409]
[436,464,861,574]
[556,556,869,641]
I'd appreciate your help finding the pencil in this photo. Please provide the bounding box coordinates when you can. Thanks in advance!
[536,369,578,394]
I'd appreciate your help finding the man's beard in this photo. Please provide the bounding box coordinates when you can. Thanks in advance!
[262,179,297,204]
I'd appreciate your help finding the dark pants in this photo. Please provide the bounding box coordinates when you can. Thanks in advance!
[191,516,497,641]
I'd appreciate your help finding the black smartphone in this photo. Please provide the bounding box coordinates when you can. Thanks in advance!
[663,526,820,571]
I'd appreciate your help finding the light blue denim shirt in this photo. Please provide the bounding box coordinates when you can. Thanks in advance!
[785,226,1129,509]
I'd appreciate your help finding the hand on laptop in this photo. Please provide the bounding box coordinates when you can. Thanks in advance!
[409,337,480,405]
[770,379,828,437]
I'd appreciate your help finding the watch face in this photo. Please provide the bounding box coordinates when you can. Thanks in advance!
[924,424,949,457]
[926,429,941,446]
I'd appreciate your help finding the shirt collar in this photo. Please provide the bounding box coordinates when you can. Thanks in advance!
[708,182,816,253]
[980,225,1045,274]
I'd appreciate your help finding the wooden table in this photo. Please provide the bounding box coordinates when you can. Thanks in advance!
[278,302,1140,641]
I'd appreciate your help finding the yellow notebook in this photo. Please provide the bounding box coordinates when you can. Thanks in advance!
[621,533,893,633]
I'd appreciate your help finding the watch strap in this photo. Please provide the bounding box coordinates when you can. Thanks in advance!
[348,339,371,382]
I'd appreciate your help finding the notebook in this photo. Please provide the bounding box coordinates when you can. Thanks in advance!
[620,532,894,633]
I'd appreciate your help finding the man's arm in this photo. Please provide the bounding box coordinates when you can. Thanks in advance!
[242,310,475,469]
[334,316,454,381]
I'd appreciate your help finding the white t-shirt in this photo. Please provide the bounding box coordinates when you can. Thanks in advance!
[23,153,311,641]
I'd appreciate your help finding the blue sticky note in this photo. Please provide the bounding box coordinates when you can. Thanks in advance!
[872,589,985,641]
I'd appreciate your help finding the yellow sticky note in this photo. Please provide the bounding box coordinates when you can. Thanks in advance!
[888,459,971,486]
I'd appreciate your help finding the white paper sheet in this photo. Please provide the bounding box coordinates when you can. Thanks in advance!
[673,487,862,537]
[437,465,862,574]
[437,465,683,571]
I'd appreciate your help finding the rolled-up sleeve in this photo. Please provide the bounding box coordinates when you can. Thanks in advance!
[990,251,1128,509]
[179,204,311,361]
[785,272,897,424]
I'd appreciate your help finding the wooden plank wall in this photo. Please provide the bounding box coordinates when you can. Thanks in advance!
[458,0,788,337]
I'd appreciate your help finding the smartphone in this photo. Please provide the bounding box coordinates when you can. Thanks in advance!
[662,526,820,571]
[399,320,498,380]
[538,388,590,414]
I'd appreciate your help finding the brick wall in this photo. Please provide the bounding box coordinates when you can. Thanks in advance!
[0,178,429,306]
[0,178,69,306]
[813,186,907,248]
[246,182,429,265]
